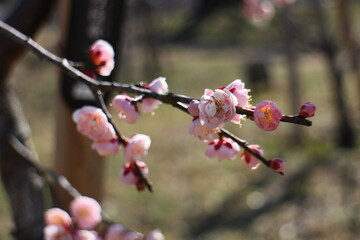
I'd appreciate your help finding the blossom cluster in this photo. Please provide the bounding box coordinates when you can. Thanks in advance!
[72,41,316,190]
[187,79,315,174]
[44,196,165,240]
[72,77,168,191]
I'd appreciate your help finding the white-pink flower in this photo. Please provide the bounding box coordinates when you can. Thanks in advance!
[253,101,282,131]
[91,140,120,156]
[70,196,102,230]
[119,161,149,191]
[187,100,200,117]
[240,144,263,170]
[199,89,238,129]
[45,208,72,228]
[44,225,72,240]
[73,106,116,142]
[144,229,165,240]
[112,95,139,124]
[141,77,168,113]
[104,224,143,240]
[124,134,151,162]
[188,118,220,142]
[243,0,274,26]
[89,39,115,77]
[73,230,99,240]
[224,79,251,108]
[205,137,240,161]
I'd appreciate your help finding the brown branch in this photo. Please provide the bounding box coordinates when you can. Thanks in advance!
[0,20,312,127]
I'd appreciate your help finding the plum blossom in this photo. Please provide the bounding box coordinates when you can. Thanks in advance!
[45,208,72,228]
[73,106,117,142]
[224,79,251,108]
[253,101,282,131]
[70,196,102,230]
[124,134,151,162]
[141,77,168,113]
[112,95,139,124]
[187,100,200,117]
[144,229,165,240]
[104,224,143,240]
[240,144,263,170]
[44,225,72,240]
[120,161,149,191]
[91,140,120,156]
[188,118,220,142]
[298,102,316,118]
[269,158,285,174]
[243,0,274,26]
[199,89,238,129]
[205,137,240,161]
[73,230,99,240]
[89,39,115,76]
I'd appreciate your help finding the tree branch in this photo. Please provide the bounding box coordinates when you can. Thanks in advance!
[0,20,312,127]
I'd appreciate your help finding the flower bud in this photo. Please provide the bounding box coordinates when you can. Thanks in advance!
[119,161,149,191]
[253,101,282,131]
[298,102,316,118]
[240,144,263,169]
[89,39,115,76]
[269,158,285,174]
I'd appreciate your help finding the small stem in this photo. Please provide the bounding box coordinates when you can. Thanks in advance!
[134,162,153,192]
[93,90,127,146]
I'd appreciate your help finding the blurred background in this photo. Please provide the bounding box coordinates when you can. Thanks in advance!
[1,0,360,239]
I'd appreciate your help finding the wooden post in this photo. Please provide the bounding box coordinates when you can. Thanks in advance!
[55,0,126,209]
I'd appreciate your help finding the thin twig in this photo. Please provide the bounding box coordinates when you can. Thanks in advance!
[0,20,312,127]
[93,90,154,192]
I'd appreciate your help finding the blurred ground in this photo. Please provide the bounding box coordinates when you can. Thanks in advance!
[1,1,360,239]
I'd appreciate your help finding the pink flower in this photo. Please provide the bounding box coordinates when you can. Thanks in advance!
[91,139,120,156]
[298,102,316,118]
[73,106,116,142]
[124,134,151,162]
[253,101,282,131]
[269,158,285,175]
[224,79,251,108]
[187,100,200,117]
[240,144,263,170]
[188,118,220,142]
[89,39,115,76]
[141,77,168,113]
[105,224,143,240]
[44,225,72,240]
[199,89,238,129]
[73,230,99,240]
[119,161,149,191]
[112,95,139,124]
[144,230,165,240]
[44,208,72,228]
[243,0,274,26]
[70,196,102,230]
[205,137,240,161]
